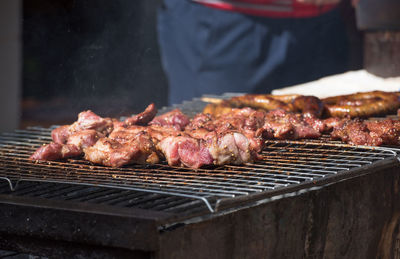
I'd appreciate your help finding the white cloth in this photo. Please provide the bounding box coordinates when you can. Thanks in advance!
[272,70,400,98]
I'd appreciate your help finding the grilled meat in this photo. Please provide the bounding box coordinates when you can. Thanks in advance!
[184,108,325,165]
[31,98,400,168]
[84,130,160,167]
[66,130,104,150]
[203,131,253,165]
[124,103,157,126]
[51,125,71,144]
[31,110,115,162]
[86,124,182,167]
[263,109,322,140]
[149,109,190,130]
[198,107,323,141]
[331,118,400,146]
[31,128,105,162]
[51,110,114,145]
[69,110,114,135]
[186,108,266,153]
[30,143,82,161]
[158,136,214,168]
[158,131,253,168]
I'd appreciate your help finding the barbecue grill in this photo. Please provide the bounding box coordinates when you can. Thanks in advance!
[1,97,400,258]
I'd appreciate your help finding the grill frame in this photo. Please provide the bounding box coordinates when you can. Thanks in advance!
[0,156,398,258]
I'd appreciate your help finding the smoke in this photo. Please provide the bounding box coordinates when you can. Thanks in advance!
[24,0,168,119]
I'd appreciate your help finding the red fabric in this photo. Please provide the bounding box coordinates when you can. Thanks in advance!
[196,1,338,18]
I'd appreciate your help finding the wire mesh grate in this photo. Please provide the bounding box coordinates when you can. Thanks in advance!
[0,128,397,213]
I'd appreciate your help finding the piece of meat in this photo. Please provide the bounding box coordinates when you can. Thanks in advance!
[330,118,400,146]
[51,110,114,145]
[263,109,322,139]
[29,143,82,161]
[84,138,141,167]
[147,125,183,143]
[330,119,378,145]
[157,131,254,168]
[189,107,325,150]
[39,110,115,161]
[204,131,254,165]
[149,109,190,130]
[34,105,158,163]
[323,117,347,131]
[30,130,102,161]
[186,108,266,153]
[185,113,215,131]
[365,119,400,146]
[70,110,114,135]
[84,139,159,167]
[66,130,103,150]
[84,129,160,167]
[124,103,157,126]
[51,125,71,144]
[158,136,213,168]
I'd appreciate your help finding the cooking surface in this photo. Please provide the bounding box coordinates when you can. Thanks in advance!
[0,116,398,217]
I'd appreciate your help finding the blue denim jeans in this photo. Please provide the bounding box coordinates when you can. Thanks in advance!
[158,0,348,105]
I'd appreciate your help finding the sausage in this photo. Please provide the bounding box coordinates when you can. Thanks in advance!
[289,95,325,118]
[203,94,324,118]
[322,91,400,118]
[203,101,236,116]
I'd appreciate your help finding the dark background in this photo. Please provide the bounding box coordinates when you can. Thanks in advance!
[22,0,168,127]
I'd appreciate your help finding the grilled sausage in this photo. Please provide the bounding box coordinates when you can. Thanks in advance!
[228,94,292,111]
[203,94,325,118]
[289,95,325,118]
[322,91,400,118]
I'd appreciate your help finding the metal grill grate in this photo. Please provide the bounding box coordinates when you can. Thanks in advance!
[0,127,397,213]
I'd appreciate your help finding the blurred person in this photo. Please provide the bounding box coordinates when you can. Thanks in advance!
[157,0,358,105]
